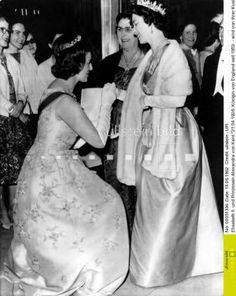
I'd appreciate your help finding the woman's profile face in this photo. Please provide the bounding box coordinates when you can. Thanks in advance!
[219,19,224,46]
[181,24,197,49]
[117,18,138,50]
[132,14,150,44]
[0,19,10,50]
[77,52,92,82]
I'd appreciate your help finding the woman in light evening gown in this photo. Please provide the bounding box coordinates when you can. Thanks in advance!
[117,0,223,288]
[3,33,129,296]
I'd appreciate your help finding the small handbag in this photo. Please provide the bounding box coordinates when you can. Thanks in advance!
[25,101,39,139]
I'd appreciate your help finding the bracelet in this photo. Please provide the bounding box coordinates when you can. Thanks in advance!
[18,100,24,106]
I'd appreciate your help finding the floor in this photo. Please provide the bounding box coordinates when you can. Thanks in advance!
[114,273,223,296]
[0,226,223,296]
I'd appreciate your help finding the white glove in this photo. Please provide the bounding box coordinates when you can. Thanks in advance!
[96,83,116,145]
[116,88,126,101]
[73,84,116,149]
[101,83,117,106]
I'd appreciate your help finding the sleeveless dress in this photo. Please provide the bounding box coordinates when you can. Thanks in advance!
[4,91,129,295]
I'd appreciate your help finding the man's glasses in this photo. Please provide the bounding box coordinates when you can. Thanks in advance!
[0,27,11,35]
[116,26,133,33]
[25,39,36,45]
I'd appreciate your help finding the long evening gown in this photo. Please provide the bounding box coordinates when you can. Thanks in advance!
[117,41,222,287]
[131,48,222,287]
[4,91,129,296]
[104,67,137,233]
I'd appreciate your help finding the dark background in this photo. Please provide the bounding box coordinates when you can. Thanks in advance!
[0,0,223,64]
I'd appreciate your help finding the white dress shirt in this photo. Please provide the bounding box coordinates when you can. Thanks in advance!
[213,48,224,96]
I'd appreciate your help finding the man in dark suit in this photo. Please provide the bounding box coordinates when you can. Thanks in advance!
[198,17,224,225]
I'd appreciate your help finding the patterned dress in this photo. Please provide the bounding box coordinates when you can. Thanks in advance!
[4,91,129,295]
[0,54,32,185]
[104,67,137,233]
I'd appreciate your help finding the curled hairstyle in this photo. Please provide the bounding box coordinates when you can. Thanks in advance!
[51,34,91,80]
[130,1,169,36]
[116,12,133,28]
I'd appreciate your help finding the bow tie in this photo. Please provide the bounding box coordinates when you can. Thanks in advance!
[191,49,197,56]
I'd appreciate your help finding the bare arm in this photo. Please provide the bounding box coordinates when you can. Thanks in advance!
[55,95,104,148]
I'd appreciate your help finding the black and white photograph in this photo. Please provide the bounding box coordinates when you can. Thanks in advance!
[0,0,227,295]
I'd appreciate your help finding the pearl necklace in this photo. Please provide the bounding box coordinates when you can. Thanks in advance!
[122,50,141,71]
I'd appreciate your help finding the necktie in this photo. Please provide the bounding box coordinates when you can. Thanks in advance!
[0,55,17,104]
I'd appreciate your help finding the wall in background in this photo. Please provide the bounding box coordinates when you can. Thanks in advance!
[0,0,101,63]
[121,0,223,40]
[0,0,223,64]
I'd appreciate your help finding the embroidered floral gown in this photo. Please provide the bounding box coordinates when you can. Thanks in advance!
[5,91,129,296]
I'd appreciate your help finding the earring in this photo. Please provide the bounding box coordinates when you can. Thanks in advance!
[151,26,154,34]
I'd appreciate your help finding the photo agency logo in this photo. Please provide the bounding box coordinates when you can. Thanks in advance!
[117,125,181,137]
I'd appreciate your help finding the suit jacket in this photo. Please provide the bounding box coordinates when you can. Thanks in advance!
[198,46,223,127]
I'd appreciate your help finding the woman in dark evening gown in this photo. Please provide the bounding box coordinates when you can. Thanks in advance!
[91,12,145,233]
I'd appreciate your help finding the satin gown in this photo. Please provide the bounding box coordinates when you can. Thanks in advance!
[4,92,129,296]
[131,108,223,287]
[130,51,223,287]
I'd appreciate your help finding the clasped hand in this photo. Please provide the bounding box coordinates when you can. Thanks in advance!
[9,101,24,118]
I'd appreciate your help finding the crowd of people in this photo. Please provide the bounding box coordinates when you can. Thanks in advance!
[0,0,223,295]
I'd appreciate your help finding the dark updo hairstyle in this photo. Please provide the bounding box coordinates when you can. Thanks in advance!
[178,22,198,38]
[116,12,133,28]
[51,34,91,80]
[177,22,198,48]
[201,21,220,48]
[130,1,169,37]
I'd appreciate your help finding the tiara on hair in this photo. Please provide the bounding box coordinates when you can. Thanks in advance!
[137,0,166,15]
[60,35,82,51]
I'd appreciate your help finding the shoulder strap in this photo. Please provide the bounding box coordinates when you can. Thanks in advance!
[38,91,73,116]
